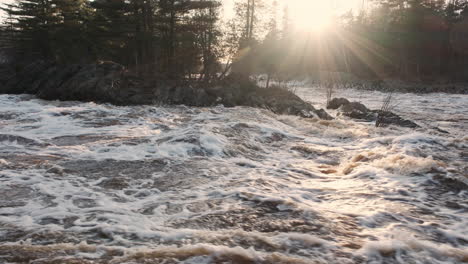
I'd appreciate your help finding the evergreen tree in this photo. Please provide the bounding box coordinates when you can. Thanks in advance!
[2,0,59,59]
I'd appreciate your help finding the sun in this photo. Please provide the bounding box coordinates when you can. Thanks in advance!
[290,0,333,33]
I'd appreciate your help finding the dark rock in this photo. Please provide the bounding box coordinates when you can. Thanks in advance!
[328,97,419,128]
[341,101,369,113]
[46,166,64,175]
[97,177,129,190]
[340,101,376,121]
[327,97,350,109]
[0,61,332,120]
[375,111,419,128]
[0,61,154,105]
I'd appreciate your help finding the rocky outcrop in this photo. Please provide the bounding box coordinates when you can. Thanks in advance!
[0,61,152,105]
[327,97,419,128]
[0,61,332,120]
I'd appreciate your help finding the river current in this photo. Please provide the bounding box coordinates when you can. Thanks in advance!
[0,87,466,263]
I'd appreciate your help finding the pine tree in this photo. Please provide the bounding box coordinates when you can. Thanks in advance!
[1,0,59,59]
[156,0,220,77]
[90,0,134,65]
[2,0,93,63]
[52,0,93,62]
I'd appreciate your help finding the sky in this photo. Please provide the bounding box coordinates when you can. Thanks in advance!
[0,0,13,22]
[1,0,363,24]
[221,0,364,18]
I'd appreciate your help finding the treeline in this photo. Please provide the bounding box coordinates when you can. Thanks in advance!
[1,0,226,81]
[249,0,468,83]
[2,0,468,84]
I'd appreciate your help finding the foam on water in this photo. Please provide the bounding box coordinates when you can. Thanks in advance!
[0,89,467,263]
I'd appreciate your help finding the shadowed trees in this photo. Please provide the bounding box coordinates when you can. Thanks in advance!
[2,0,468,85]
[1,0,222,80]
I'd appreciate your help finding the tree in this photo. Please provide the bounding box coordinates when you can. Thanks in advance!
[156,0,221,78]
[2,0,59,60]
[1,0,94,63]
[192,1,222,82]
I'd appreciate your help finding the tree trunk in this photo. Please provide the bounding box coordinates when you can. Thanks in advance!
[169,0,176,77]
[249,0,255,40]
[266,72,271,89]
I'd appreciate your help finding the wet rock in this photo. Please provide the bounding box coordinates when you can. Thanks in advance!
[0,61,153,105]
[243,86,333,120]
[327,98,351,110]
[97,177,129,190]
[327,97,419,128]
[376,111,419,128]
[341,102,376,121]
[46,166,64,175]
[1,61,333,120]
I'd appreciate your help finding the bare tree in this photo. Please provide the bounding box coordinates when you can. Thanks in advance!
[376,92,397,127]
[325,82,334,108]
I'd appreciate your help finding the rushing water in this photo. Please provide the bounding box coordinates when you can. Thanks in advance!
[0,87,467,264]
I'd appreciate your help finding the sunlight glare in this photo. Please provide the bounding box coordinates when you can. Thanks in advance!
[291,0,333,33]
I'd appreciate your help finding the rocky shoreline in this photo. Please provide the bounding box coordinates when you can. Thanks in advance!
[0,61,332,120]
[0,61,427,127]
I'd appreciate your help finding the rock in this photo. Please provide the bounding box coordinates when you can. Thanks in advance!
[0,61,154,105]
[46,166,64,175]
[328,97,419,128]
[340,101,369,113]
[340,102,376,121]
[98,177,129,190]
[240,85,333,119]
[375,111,419,128]
[0,61,332,120]
[327,98,350,109]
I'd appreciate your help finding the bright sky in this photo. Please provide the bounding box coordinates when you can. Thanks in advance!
[0,0,14,22]
[1,0,363,27]
[221,0,364,32]
[221,0,364,18]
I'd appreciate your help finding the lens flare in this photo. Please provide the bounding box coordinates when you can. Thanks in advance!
[291,0,333,33]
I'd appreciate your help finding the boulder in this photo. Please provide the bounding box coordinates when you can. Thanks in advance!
[375,111,419,128]
[328,97,419,128]
[327,98,350,110]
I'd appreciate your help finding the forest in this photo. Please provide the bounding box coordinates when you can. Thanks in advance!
[0,2,468,264]
[2,0,468,85]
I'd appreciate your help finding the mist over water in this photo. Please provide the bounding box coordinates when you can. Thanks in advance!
[0,87,467,263]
